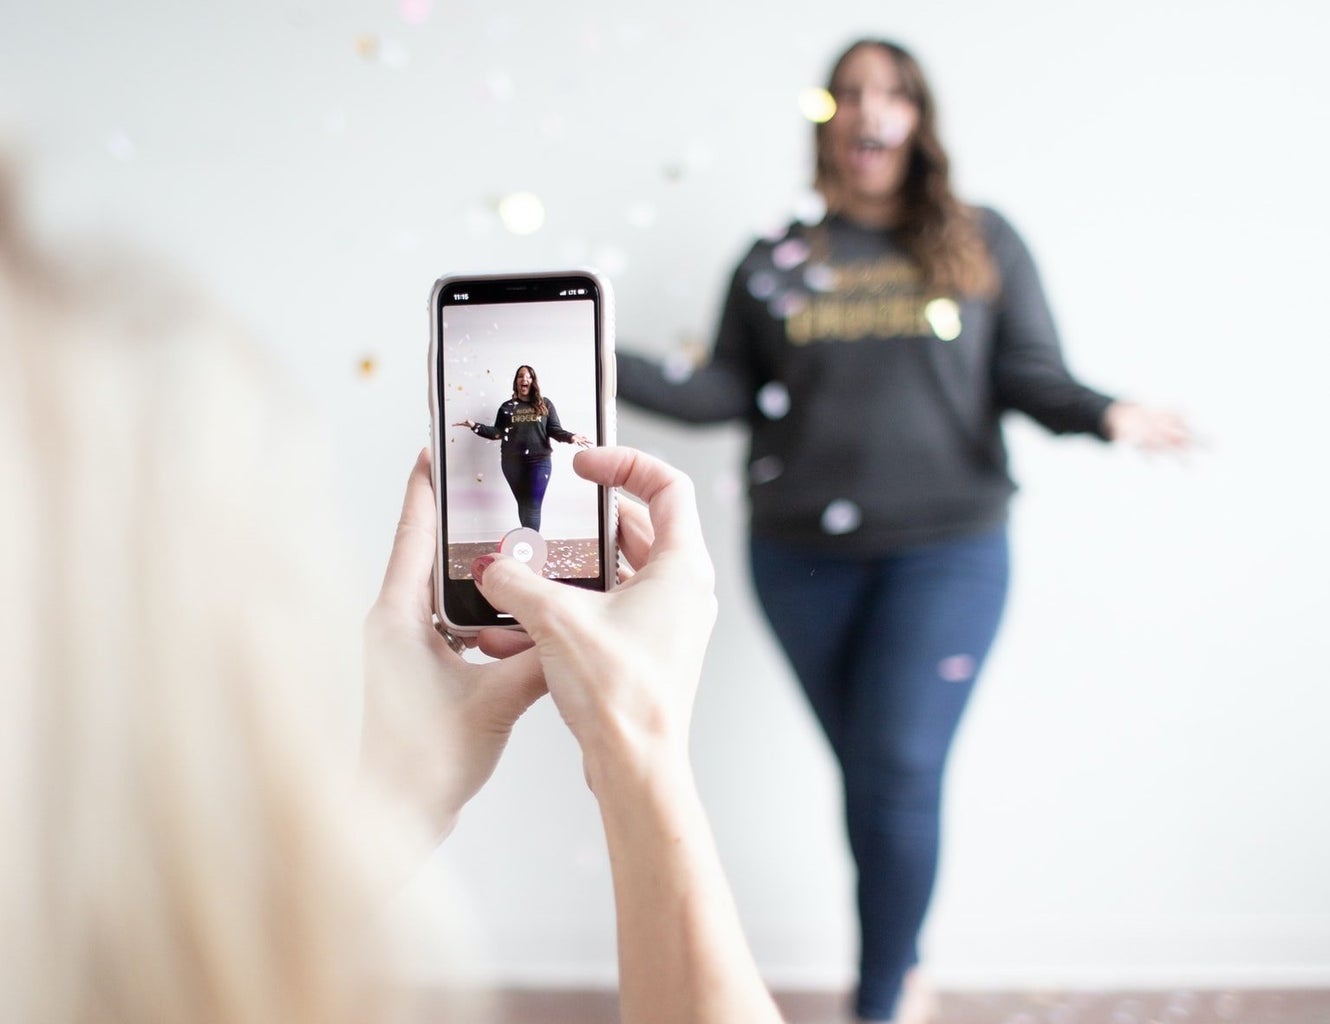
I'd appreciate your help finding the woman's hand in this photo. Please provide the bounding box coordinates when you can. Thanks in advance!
[471,447,716,791]
[470,447,781,1024]
[453,419,475,430]
[362,449,545,840]
[1102,401,1194,453]
[570,432,592,448]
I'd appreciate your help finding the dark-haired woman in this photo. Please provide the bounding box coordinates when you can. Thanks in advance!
[617,39,1190,1023]
[456,364,589,532]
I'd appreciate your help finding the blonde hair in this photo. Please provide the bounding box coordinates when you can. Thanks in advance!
[0,157,430,1024]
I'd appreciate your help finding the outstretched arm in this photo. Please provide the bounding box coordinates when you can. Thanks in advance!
[454,404,507,440]
[473,448,785,1024]
[543,400,591,448]
[1101,401,1193,452]
[617,268,766,425]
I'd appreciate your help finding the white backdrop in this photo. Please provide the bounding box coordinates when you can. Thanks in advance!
[5,0,1328,990]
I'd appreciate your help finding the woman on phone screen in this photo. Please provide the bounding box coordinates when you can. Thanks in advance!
[455,364,589,532]
[616,38,1191,1023]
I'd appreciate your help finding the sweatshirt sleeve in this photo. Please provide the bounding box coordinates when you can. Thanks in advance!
[617,265,761,424]
[472,405,505,440]
[543,400,576,443]
[985,209,1115,438]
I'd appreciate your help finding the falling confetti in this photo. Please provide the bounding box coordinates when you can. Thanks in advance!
[803,264,837,292]
[711,471,742,505]
[354,33,379,59]
[399,0,432,24]
[924,297,962,341]
[792,188,828,225]
[662,351,695,384]
[768,291,809,318]
[772,238,810,270]
[497,191,545,235]
[798,87,837,124]
[356,355,378,379]
[749,455,783,485]
[756,381,790,420]
[475,473,484,483]
[747,271,778,300]
[483,70,516,102]
[821,499,862,535]
[937,654,976,683]
[106,130,135,161]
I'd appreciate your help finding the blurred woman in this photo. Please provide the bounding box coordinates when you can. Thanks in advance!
[617,38,1191,1023]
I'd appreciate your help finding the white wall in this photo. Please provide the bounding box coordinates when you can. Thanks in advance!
[5,0,1327,989]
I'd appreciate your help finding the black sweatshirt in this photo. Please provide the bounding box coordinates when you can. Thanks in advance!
[617,208,1115,554]
[471,399,575,457]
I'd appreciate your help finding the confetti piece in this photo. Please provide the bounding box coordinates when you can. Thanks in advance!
[399,0,432,25]
[772,238,810,270]
[792,188,827,225]
[662,351,695,384]
[749,456,783,485]
[924,297,961,341]
[354,33,379,59]
[769,291,809,318]
[356,356,378,378]
[747,271,778,300]
[497,192,544,235]
[106,130,135,161]
[803,264,837,292]
[711,471,743,505]
[798,87,837,124]
[821,499,862,535]
[483,70,515,102]
[756,381,790,420]
[938,654,976,682]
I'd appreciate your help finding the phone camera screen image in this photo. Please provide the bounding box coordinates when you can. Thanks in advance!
[435,274,609,626]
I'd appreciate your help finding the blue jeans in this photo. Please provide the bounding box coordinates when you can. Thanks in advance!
[750,527,1010,1021]
[501,453,552,532]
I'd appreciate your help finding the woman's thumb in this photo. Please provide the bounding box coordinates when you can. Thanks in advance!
[472,553,559,630]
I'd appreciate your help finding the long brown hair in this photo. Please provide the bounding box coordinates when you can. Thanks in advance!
[512,364,548,416]
[815,39,996,298]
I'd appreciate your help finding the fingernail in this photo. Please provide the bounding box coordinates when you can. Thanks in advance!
[472,554,497,584]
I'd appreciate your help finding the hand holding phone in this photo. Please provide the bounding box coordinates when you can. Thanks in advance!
[428,270,617,634]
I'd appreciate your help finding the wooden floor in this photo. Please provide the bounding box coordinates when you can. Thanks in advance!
[421,987,1330,1023]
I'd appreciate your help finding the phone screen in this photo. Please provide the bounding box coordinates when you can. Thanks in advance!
[435,273,610,627]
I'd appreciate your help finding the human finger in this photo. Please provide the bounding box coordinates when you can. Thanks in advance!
[476,627,536,660]
[616,495,654,571]
[472,553,577,640]
[573,447,707,571]
[375,448,438,620]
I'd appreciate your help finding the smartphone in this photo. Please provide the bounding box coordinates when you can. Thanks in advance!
[428,270,617,634]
